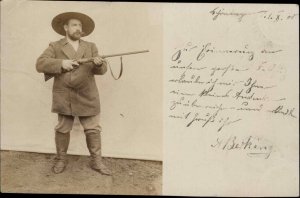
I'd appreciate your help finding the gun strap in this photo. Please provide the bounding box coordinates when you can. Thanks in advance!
[107,56,123,80]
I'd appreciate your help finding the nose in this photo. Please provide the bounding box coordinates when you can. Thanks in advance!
[74,24,81,30]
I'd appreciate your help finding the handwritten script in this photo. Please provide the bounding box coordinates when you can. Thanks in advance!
[167,40,297,159]
[164,4,299,195]
[209,7,299,22]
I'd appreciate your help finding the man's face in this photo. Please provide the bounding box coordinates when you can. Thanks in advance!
[64,19,83,41]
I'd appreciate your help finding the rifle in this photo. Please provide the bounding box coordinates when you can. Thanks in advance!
[44,50,149,81]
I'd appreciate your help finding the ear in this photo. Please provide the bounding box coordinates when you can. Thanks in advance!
[63,24,68,32]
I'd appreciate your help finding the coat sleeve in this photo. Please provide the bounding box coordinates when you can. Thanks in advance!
[91,43,108,75]
[36,42,63,74]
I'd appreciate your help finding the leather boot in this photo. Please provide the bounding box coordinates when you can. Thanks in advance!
[85,130,112,175]
[52,131,70,174]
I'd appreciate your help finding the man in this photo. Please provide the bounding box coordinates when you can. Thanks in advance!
[36,12,111,175]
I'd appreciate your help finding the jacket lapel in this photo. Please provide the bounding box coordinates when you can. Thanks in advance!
[60,38,76,60]
[76,39,87,59]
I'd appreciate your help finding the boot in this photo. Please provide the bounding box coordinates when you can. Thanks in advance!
[52,131,70,174]
[85,130,112,176]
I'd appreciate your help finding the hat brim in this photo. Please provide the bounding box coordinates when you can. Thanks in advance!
[52,12,95,37]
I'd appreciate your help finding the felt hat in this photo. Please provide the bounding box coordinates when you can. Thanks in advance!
[51,12,95,37]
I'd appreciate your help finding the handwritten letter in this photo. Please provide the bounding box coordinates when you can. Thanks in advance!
[163,4,298,196]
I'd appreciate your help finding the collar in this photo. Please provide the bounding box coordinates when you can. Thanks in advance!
[67,37,79,45]
[60,37,83,46]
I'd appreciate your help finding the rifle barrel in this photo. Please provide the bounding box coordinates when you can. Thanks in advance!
[77,50,149,64]
[102,50,149,58]
[44,49,149,81]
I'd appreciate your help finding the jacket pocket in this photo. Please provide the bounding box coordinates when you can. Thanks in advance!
[52,89,70,113]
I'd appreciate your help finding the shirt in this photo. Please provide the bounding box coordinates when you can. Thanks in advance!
[67,37,79,52]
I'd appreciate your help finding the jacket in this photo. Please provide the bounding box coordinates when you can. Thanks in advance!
[36,38,107,116]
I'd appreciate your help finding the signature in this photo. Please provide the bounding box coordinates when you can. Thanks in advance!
[211,135,273,159]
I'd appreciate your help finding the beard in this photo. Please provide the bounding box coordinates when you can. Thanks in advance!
[67,31,83,41]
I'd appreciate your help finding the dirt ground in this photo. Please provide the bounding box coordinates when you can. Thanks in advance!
[0,150,162,195]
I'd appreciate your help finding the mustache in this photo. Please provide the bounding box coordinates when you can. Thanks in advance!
[72,31,85,36]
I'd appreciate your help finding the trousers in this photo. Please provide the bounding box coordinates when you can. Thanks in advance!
[55,114,102,134]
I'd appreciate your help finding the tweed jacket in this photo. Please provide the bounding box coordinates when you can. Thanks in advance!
[36,38,107,116]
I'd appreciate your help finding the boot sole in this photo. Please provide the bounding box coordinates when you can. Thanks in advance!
[90,166,112,176]
[52,166,66,174]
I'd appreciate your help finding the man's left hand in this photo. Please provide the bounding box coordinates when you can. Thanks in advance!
[93,57,105,66]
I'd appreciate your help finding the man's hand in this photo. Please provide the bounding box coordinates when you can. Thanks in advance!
[62,60,79,71]
[93,57,105,66]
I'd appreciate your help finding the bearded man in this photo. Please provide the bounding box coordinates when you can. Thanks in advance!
[36,12,111,175]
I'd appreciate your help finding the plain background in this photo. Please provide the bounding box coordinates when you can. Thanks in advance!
[1,0,163,161]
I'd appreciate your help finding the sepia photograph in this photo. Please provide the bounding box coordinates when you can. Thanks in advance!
[1,0,162,195]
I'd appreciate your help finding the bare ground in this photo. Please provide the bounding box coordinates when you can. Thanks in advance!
[0,150,162,195]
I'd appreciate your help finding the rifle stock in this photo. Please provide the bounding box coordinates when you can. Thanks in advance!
[44,49,149,81]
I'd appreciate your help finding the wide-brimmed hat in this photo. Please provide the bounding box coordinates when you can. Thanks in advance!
[51,12,95,37]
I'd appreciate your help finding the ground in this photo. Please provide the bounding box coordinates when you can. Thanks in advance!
[0,150,162,195]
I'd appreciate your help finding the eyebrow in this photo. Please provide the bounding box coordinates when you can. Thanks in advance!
[71,23,82,26]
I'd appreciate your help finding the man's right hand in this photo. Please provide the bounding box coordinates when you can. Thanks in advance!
[62,60,79,71]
